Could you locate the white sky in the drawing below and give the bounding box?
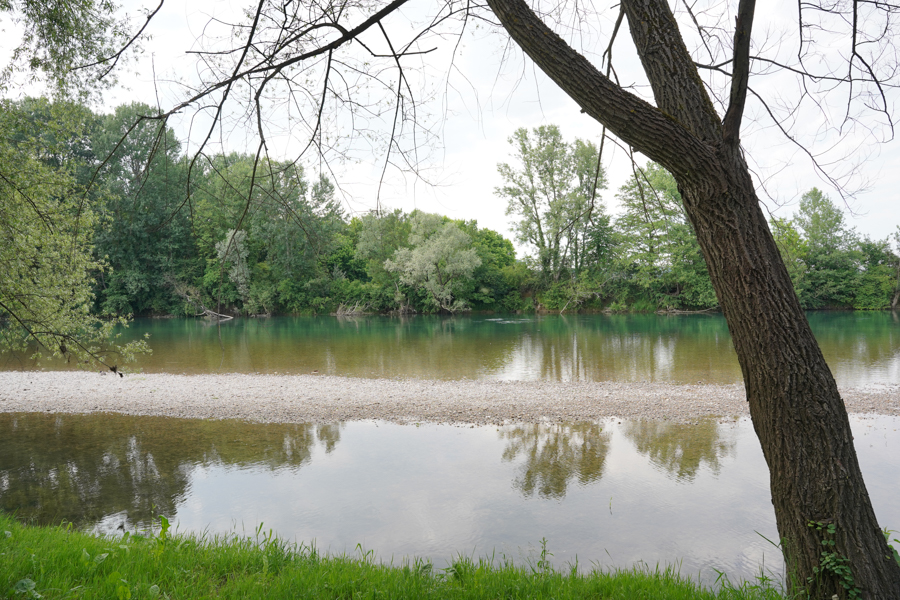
[11,0,900,249]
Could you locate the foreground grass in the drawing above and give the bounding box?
[1,513,785,599]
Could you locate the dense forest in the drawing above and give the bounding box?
[4,98,899,318]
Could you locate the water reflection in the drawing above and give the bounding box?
[1,413,898,584]
[620,419,735,481]
[500,423,610,498]
[3,312,898,385]
[0,413,341,528]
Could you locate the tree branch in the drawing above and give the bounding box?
[722,0,756,145]
[484,0,715,181]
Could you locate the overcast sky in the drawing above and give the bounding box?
[22,0,900,249]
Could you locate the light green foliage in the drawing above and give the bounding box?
[806,521,861,599]
[354,208,412,286]
[215,230,251,303]
[385,212,482,312]
[0,99,145,367]
[0,0,132,99]
[770,217,808,295]
[0,513,786,599]
[496,125,607,282]
[613,163,716,310]
[795,188,849,255]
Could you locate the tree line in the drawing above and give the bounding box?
[3,101,898,321]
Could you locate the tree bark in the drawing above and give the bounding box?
[485,0,900,596]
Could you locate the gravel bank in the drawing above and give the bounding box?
[1,371,898,425]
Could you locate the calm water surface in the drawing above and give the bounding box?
[3,312,898,385]
[2,413,898,583]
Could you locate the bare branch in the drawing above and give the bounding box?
[722,0,757,145]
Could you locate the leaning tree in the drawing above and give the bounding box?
[128,0,900,595]
[154,2,900,593]
[5,0,899,595]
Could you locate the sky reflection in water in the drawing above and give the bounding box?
[2,412,898,585]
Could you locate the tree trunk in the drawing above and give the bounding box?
[484,0,900,595]
[681,147,900,598]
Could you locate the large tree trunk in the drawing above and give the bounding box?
[485,0,900,596]
[681,146,900,598]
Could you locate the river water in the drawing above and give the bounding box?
[1,412,898,585]
[3,312,899,386]
[2,312,899,585]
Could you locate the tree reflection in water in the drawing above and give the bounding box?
[621,419,735,481]
[499,422,610,499]
[0,413,341,529]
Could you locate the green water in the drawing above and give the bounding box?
[4,312,898,385]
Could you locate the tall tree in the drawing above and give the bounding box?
[483,0,900,594]
[496,125,606,283]
[0,0,147,368]
[92,102,195,316]
[793,188,859,309]
[615,162,716,309]
[120,0,900,593]
[0,99,145,367]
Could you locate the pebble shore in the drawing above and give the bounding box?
[1,371,898,425]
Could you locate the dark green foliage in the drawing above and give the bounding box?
[91,103,196,316]
[774,189,900,310]
[609,163,717,311]
[8,102,896,317]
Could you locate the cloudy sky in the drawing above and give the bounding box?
[28,0,900,248]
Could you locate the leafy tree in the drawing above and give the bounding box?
[496,125,606,282]
[853,235,899,310]
[191,155,344,314]
[384,211,481,312]
[354,208,412,295]
[0,99,144,368]
[894,227,900,310]
[91,102,195,316]
[614,163,715,310]
[459,222,518,310]
[0,0,133,99]
[215,229,251,304]
[791,188,860,308]
[770,217,808,296]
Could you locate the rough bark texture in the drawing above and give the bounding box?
[484,0,900,596]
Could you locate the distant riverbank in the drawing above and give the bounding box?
[1,372,898,425]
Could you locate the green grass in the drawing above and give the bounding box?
[0,512,785,599]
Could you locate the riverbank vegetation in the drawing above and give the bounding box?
[0,513,784,600]
[2,99,899,325]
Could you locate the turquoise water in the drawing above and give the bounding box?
[4,312,898,385]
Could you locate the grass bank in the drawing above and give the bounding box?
[0,513,784,599]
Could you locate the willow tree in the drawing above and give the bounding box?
[110,0,900,594]
[0,0,150,369]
